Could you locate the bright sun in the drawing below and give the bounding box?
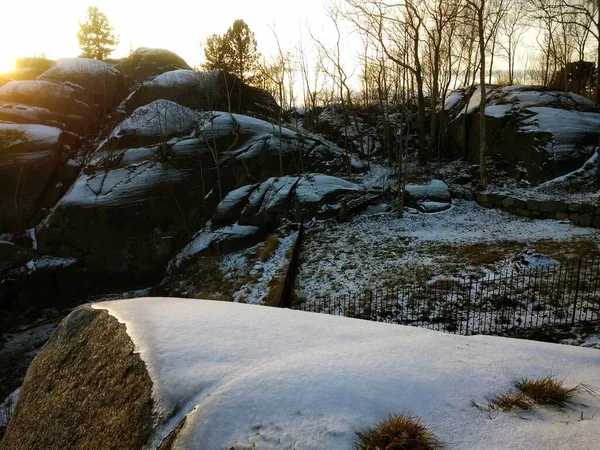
[0,57,16,74]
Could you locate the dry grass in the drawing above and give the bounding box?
[490,376,599,411]
[266,274,285,307]
[258,235,280,262]
[428,238,599,273]
[534,239,599,262]
[490,393,533,411]
[355,414,443,450]
[515,376,579,407]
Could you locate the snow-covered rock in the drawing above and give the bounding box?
[120,69,280,119]
[115,47,191,84]
[36,111,353,277]
[8,298,599,450]
[405,180,452,213]
[0,123,65,231]
[38,58,126,113]
[0,80,92,117]
[444,85,600,184]
[105,99,203,150]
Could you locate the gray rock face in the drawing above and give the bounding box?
[115,47,192,84]
[0,80,93,120]
[36,110,351,277]
[0,123,69,231]
[0,306,154,450]
[174,174,361,266]
[405,180,452,213]
[38,58,127,115]
[443,85,600,184]
[120,69,280,119]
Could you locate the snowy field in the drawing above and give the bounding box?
[296,199,600,300]
[95,298,600,450]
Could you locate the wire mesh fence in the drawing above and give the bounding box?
[291,257,600,335]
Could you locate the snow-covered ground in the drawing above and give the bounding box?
[297,199,599,299]
[222,233,297,304]
[95,298,600,450]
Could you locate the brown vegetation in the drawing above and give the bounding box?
[355,413,443,450]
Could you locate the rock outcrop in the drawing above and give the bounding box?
[35,111,351,278]
[0,306,154,450]
[443,85,600,184]
[38,58,127,115]
[172,174,362,267]
[119,69,280,120]
[405,180,452,213]
[0,123,77,231]
[115,47,192,84]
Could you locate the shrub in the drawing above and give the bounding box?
[355,414,443,450]
[258,235,280,262]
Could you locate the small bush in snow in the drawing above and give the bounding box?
[355,413,443,450]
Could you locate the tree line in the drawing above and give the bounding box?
[77,2,599,189]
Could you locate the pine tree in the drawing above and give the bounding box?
[203,19,260,85]
[77,6,119,61]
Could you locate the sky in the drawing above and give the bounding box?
[0,0,345,72]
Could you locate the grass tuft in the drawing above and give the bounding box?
[490,393,533,411]
[355,413,443,450]
[515,376,578,407]
[489,376,600,412]
[258,235,280,262]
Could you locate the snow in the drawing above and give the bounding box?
[297,199,599,297]
[0,389,20,429]
[94,298,600,450]
[443,90,464,111]
[502,89,596,109]
[521,107,600,157]
[110,99,202,142]
[172,224,261,267]
[295,175,360,205]
[25,256,78,272]
[42,58,118,76]
[151,69,198,87]
[224,233,297,304]
[485,104,513,118]
[0,122,62,147]
[214,184,256,220]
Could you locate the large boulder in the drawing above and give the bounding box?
[35,110,352,279]
[405,180,452,213]
[104,99,203,150]
[0,80,92,118]
[119,69,280,119]
[38,58,127,114]
[115,47,191,84]
[0,102,86,133]
[0,123,69,231]
[0,306,154,450]
[443,85,600,184]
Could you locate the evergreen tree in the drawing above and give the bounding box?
[203,19,260,85]
[77,6,119,61]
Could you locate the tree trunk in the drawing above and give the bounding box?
[477,3,488,188]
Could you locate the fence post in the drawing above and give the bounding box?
[571,259,582,326]
[465,279,472,335]
[279,217,304,308]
